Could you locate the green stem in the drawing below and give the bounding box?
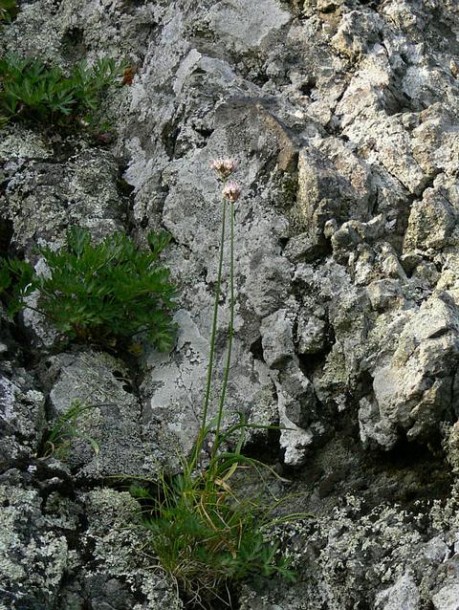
[213,200,235,458]
[189,196,227,472]
[16,301,46,317]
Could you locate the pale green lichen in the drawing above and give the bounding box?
[0,124,52,159]
[0,484,68,604]
[83,488,183,609]
[240,493,449,610]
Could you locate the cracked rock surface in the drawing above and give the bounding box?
[2,0,459,608]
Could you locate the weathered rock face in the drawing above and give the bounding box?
[3,0,459,608]
[0,480,68,609]
[0,369,45,469]
[0,471,183,610]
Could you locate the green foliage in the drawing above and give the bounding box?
[0,54,123,128]
[0,0,18,22]
[40,399,99,460]
[132,434,296,608]
[0,227,177,351]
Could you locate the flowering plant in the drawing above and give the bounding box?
[140,160,298,608]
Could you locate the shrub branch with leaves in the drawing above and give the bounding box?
[0,54,123,128]
[0,0,18,22]
[0,227,177,351]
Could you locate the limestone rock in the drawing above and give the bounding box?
[295,145,371,246]
[4,148,127,253]
[261,309,296,368]
[45,350,168,479]
[367,279,405,312]
[433,584,459,610]
[295,310,327,355]
[276,379,314,467]
[0,371,45,469]
[0,483,68,609]
[79,488,183,610]
[368,294,459,448]
[4,0,459,608]
[375,572,420,610]
[403,188,456,254]
[141,310,279,459]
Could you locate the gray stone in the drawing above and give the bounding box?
[80,488,183,610]
[370,294,459,447]
[0,483,68,609]
[261,309,296,368]
[296,311,327,355]
[446,422,459,475]
[45,350,170,478]
[433,584,459,610]
[275,379,314,467]
[358,395,398,450]
[403,189,456,254]
[283,233,324,263]
[367,279,404,312]
[375,572,420,610]
[207,0,290,53]
[279,363,317,430]
[295,145,371,246]
[141,309,279,458]
[0,372,45,469]
[423,537,450,563]
[5,149,126,254]
[5,0,459,608]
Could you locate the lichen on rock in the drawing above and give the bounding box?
[3,0,459,607]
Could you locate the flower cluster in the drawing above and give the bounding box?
[222,181,241,202]
[211,158,241,202]
[210,158,238,180]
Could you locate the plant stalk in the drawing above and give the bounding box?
[213,200,235,457]
[189,195,228,472]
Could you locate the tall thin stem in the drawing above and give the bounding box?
[213,200,234,456]
[189,197,227,472]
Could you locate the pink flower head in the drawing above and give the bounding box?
[222,181,241,203]
[210,158,238,179]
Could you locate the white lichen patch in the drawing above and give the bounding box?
[83,488,183,609]
[0,485,67,604]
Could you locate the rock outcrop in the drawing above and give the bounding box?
[2,0,459,608]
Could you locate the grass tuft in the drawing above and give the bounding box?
[39,399,99,460]
[132,446,296,608]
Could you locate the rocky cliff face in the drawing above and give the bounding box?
[2,0,459,608]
